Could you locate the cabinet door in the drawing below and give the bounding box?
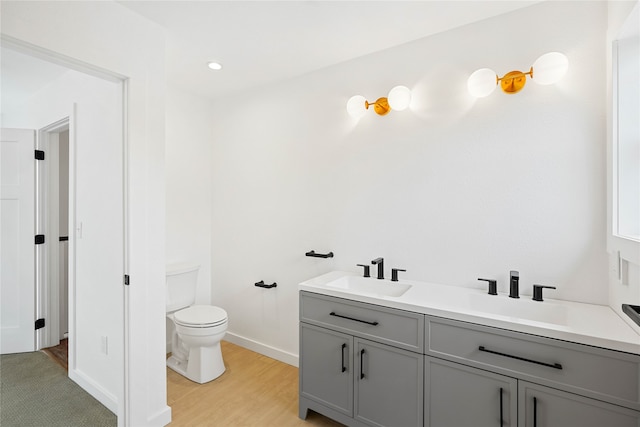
[300,323,353,416]
[425,356,517,427]
[355,338,424,427]
[519,381,640,427]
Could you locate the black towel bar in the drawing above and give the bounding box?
[255,280,277,289]
[305,250,334,258]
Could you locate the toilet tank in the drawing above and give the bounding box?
[166,262,200,312]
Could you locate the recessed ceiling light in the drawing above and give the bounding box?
[207,62,223,71]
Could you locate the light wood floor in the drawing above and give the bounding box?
[167,341,343,426]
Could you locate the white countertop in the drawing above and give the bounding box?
[299,271,640,355]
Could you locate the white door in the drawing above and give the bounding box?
[1,128,36,354]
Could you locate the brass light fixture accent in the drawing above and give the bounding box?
[347,86,412,118]
[468,52,568,98]
[499,68,533,94]
[367,97,391,116]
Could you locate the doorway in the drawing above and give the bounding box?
[38,119,70,355]
[1,43,126,416]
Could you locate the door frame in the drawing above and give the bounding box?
[37,117,70,351]
[2,37,130,425]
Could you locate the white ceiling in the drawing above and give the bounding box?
[118,1,540,100]
[1,1,541,105]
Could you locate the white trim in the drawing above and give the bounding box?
[223,333,299,367]
[68,105,78,375]
[146,407,172,427]
[1,34,126,84]
[34,129,45,351]
[608,3,640,273]
[610,38,640,256]
[69,368,118,414]
[37,118,70,351]
[121,78,131,427]
[46,131,60,350]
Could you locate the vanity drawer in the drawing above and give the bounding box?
[300,291,424,352]
[426,317,640,409]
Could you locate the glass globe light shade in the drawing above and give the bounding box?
[532,52,568,85]
[387,85,412,111]
[347,95,367,118]
[467,68,498,98]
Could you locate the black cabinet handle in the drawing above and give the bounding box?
[533,396,538,427]
[499,387,504,427]
[305,250,334,258]
[330,312,379,326]
[341,343,347,373]
[360,349,366,379]
[479,346,562,370]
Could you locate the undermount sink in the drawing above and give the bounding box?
[324,276,412,298]
[468,293,568,326]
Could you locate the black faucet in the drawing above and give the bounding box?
[509,270,520,298]
[356,264,371,278]
[478,278,498,295]
[371,258,384,280]
[391,268,406,282]
[532,284,556,302]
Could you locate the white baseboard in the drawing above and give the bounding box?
[224,332,299,367]
[147,405,172,427]
[69,368,118,414]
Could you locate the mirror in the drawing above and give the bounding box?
[613,3,640,241]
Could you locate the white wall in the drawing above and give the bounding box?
[210,1,610,364]
[1,2,169,425]
[165,86,214,349]
[3,68,124,413]
[165,86,213,304]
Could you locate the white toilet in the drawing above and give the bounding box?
[166,262,228,384]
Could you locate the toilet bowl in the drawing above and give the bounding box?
[166,263,228,384]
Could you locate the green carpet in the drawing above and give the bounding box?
[0,351,116,427]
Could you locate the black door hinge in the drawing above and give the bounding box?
[35,150,45,160]
[35,235,45,245]
[35,318,45,330]
[124,275,130,286]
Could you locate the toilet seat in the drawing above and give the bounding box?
[174,305,227,328]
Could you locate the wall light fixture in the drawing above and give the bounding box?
[347,85,412,118]
[467,52,568,98]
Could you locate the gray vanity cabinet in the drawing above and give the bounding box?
[355,338,424,427]
[426,316,640,427]
[300,323,354,417]
[299,290,640,426]
[299,291,425,427]
[425,356,517,427]
[518,381,640,427]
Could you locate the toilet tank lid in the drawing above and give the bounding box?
[166,262,200,276]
